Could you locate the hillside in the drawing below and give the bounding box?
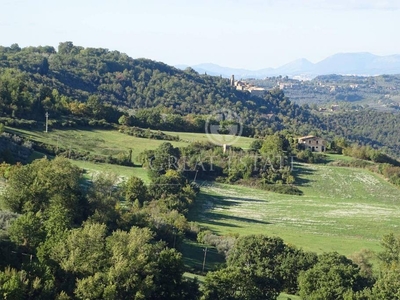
[0,42,317,134]
[1,42,400,159]
[322,110,400,156]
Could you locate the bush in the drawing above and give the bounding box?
[0,118,37,129]
[296,150,326,164]
[119,126,179,141]
[197,231,237,257]
[261,183,303,195]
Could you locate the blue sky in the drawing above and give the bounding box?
[1,0,400,69]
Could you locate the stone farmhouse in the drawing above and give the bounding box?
[298,135,326,152]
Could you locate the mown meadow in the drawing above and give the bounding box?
[189,163,400,256]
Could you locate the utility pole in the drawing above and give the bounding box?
[45,112,49,133]
[202,247,208,273]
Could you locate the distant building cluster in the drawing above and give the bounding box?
[319,105,340,112]
[278,82,301,89]
[230,75,266,97]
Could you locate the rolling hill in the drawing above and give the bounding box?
[1,42,400,158]
[0,42,317,133]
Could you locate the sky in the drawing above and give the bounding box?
[1,0,400,69]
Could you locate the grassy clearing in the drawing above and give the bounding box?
[7,126,252,185]
[7,126,254,183]
[6,127,188,163]
[71,160,150,183]
[162,130,255,149]
[324,153,356,162]
[7,127,254,163]
[25,151,151,183]
[189,163,400,256]
[9,127,399,254]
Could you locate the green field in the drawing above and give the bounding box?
[7,127,254,164]
[71,160,151,183]
[7,127,186,162]
[162,130,255,149]
[26,151,152,183]
[189,163,400,255]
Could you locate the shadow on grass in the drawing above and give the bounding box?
[189,192,272,228]
[292,163,317,187]
[202,212,272,228]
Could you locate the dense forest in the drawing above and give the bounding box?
[0,42,400,157]
[322,110,400,156]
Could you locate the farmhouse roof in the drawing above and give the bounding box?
[298,135,316,140]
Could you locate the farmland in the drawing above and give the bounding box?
[2,127,400,299]
[6,127,255,164]
[190,163,400,255]
[4,126,400,256]
[5,126,400,255]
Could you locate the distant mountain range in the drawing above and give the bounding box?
[176,53,400,79]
